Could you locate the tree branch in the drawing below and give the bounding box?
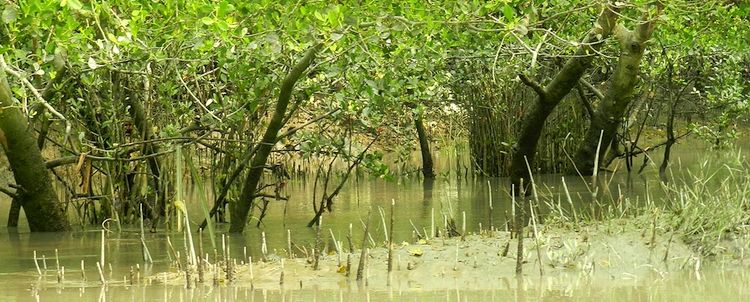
[575,82,595,118]
[0,186,17,199]
[276,108,340,141]
[252,193,289,201]
[635,2,664,42]
[518,73,546,99]
[579,78,605,100]
[46,149,176,169]
[176,66,222,122]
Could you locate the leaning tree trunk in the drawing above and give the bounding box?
[574,7,661,175]
[8,57,68,228]
[510,5,618,193]
[120,73,166,219]
[0,68,69,231]
[414,114,435,178]
[230,43,322,233]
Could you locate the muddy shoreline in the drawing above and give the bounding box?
[138,215,743,292]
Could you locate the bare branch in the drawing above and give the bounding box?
[579,78,605,100]
[277,108,340,141]
[176,66,222,122]
[46,149,176,169]
[0,186,17,199]
[518,73,546,99]
[575,83,595,118]
[636,2,664,42]
[252,193,289,201]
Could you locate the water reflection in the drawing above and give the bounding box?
[12,269,748,301]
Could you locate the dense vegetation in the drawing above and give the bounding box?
[0,0,747,232]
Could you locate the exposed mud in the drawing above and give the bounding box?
[145,216,743,293]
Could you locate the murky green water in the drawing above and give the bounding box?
[0,139,748,301]
[2,265,748,301]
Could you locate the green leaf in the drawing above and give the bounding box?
[200,17,214,25]
[502,4,515,23]
[87,57,98,70]
[63,0,83,11]
[218,2,235,16]
[331,32,343,42]
[314,11,325,22]
[2,5,17,23]
[106,32,118,43]
[217,20,229,31]
[365,79,378,90]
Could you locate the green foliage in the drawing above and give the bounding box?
[0,0,748,226]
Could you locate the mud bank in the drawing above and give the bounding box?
[146,216,744,292]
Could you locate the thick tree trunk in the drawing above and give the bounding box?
[574,10,660,175]
[511,101,555,190]
[9,60,67,227]
[0,71,69,231]
[230,43,321,233]
[414,115,435,178]
[510,6,618,193]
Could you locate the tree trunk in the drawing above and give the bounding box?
[414,114,435,178]
[659,61,682,183]
[9,58,67,227]
[6,197,20,227]
[199,146,254,230]
[229,43,321,233]
[574,9,661,175]
[0,70,69,231]
[120,73,166,219]
[510,5,618,193]
[659,120,674,183]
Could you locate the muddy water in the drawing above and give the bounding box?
[2,270,748,301]
[0,139,748,300]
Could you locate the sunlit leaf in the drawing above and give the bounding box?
[2,5,17,23]
[87,57,98,69]
[331,32,343,42]
[502,4,515,22]
[63,0,83,10]
[200,17,214,25]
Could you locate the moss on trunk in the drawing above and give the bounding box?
[0,72,69,231]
